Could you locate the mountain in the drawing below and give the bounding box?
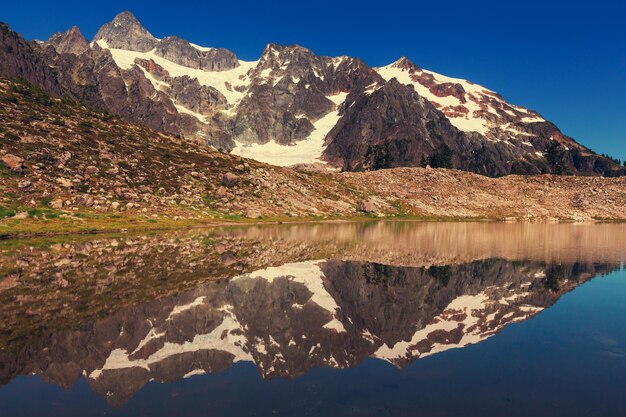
[0,76,624,225]
[0,12,622,177]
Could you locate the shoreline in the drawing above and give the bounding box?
[1,213,623,240]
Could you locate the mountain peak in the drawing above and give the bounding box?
[45,25,89,55]
[112,11,141,25]
[391,56,418,71]
[67,25,81,35]
[94,11,157,52]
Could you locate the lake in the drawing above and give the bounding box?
[0,222,625,416]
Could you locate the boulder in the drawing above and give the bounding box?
[357,200,376,214]
[56,177,73,188]
[75,194,94,207]
[2,154,25,173]
[222,173,239,188]
[245,209,261,218]
[215,186,228,197]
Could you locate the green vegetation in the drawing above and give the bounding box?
[2,132,19,143]
[428,265,452,286]
[0,207,16,219]
[425,144,454,169]
[545,141,568,175]
[365,142,395,170]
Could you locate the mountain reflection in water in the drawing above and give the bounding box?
[0,222,624,410]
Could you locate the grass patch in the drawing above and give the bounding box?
[0,207,16,219]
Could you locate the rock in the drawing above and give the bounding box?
[245,209,261,218]
[126,203,135,209]
[17,180,31,189]
[56,278,70,288]
[59,151,72,162]
[2,154,25,173]
[84,165,98,175]
[50,199,64,209]
[76,194,94,207]
[111,202,120,210]
[215,186,228,197]
[56,177,73,188]
[357,200,376,213]
[222,173,239,188]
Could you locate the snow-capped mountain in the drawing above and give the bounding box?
[0,12,620,176]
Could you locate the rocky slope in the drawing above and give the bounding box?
[0,76,625,225]
[0,13,622,176]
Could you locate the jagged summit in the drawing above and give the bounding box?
[389,56,418,70]
[93,11,157,52]
[45,26,89,55]
[106,10,146,31]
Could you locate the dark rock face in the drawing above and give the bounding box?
[323,78,473,171]
[93,11,158,52]
[231,43,383,147]
[0,23,62,96]
[154,36,239,71]
[322,77,551,176]
[39,43,198,136]
[132,58,228,114]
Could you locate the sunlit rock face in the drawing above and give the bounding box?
[93,11,158,53]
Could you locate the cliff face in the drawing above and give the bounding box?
[0,23,62,96]
[0,13,622,176]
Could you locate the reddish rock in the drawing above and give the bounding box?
[1,154,25,172]
[215,186,228,197]
[135,58,170,79]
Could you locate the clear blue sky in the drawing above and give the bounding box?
[2,0,624,160]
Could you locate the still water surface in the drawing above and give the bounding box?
[0,222,625,416]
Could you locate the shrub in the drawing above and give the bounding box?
[51,117,66,126]
[2,132,19,143]
[78,121,93,131]
[428,144,454,169]
[0,207,16,219]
